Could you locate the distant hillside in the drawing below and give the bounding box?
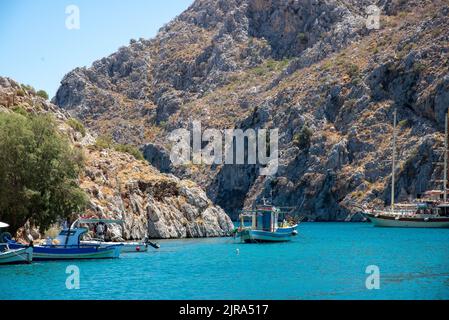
[54,0,449,220]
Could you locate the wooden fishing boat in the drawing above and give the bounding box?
[7,226,122,260]
[0,246,33,265]
[236,199,300,243]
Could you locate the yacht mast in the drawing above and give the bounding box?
[444,112,448,202]
[391,110,397,213]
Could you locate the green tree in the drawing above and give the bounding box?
[36,90,49,100]
[0,112,88,235]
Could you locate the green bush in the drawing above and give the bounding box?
[293,125,313,150]
[0,112,88,235]
[95,135,114,149]
[398,119,409,127]
[297,32,308,44]
[95,135,144,160]
[114,143,145,161]
[346,63,360,78]
[21,84,35,94]
[67,118,86,137]
[12,105,28,116]
[36,90,49,100]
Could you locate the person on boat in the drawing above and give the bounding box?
[95,222,108,241]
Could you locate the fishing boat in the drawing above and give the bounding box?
[0,222,33,265]
[0,246,33,265]
[235,199,300,243]
[74,218,160,252]
[363,110,449,228]
[7,224,122,260]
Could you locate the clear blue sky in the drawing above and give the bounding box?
[0,0,193,98]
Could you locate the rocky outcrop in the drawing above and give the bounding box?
[53,0,449,221]
[81,149,233,239]
[0,76,234,239]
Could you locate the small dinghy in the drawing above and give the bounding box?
[0,222,33,265]
[0,246,33,265]
[74,218,160,252]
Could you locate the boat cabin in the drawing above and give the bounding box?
[240,205,280,232]
[48,227,88,247]
[411,202,449,216]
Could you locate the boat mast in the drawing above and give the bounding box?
[444,112,448,202]
[391,110,397,213]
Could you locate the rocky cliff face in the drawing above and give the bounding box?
[81,148,234,239]
[54,0,449,220]
[0,77,234,239]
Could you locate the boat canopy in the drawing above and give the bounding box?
[71,218,124,228]
[0,222,9,228]
[55,228,88,247]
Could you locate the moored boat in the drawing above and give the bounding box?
[81,240,149,253]
[363,110,449,228]
[7,226,122,260]
[0,247,33,265]
[364,198,449,228]
[235,200,300,243]
[1,222,33,265]
[73,218,160,252]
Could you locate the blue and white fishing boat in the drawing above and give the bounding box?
[235,200,300,243]
[7,224,122,261]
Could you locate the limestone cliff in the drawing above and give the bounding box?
[0,77,234,239]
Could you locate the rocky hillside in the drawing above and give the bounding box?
[0,77,234,239]
[54,0,449,220]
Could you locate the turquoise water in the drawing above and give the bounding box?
[1,223,449,300]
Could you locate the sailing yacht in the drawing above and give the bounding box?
[363,110,449,228]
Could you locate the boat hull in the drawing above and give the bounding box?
[365,213,449,228]
[238,229,293,243]
[81,241,148,253]
[276,224,298,235]
[8,242,121,260]
[0,247,33,265]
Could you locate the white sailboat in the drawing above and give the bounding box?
[364,110,449,228]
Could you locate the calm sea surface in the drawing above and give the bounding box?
[1,223,448,300]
